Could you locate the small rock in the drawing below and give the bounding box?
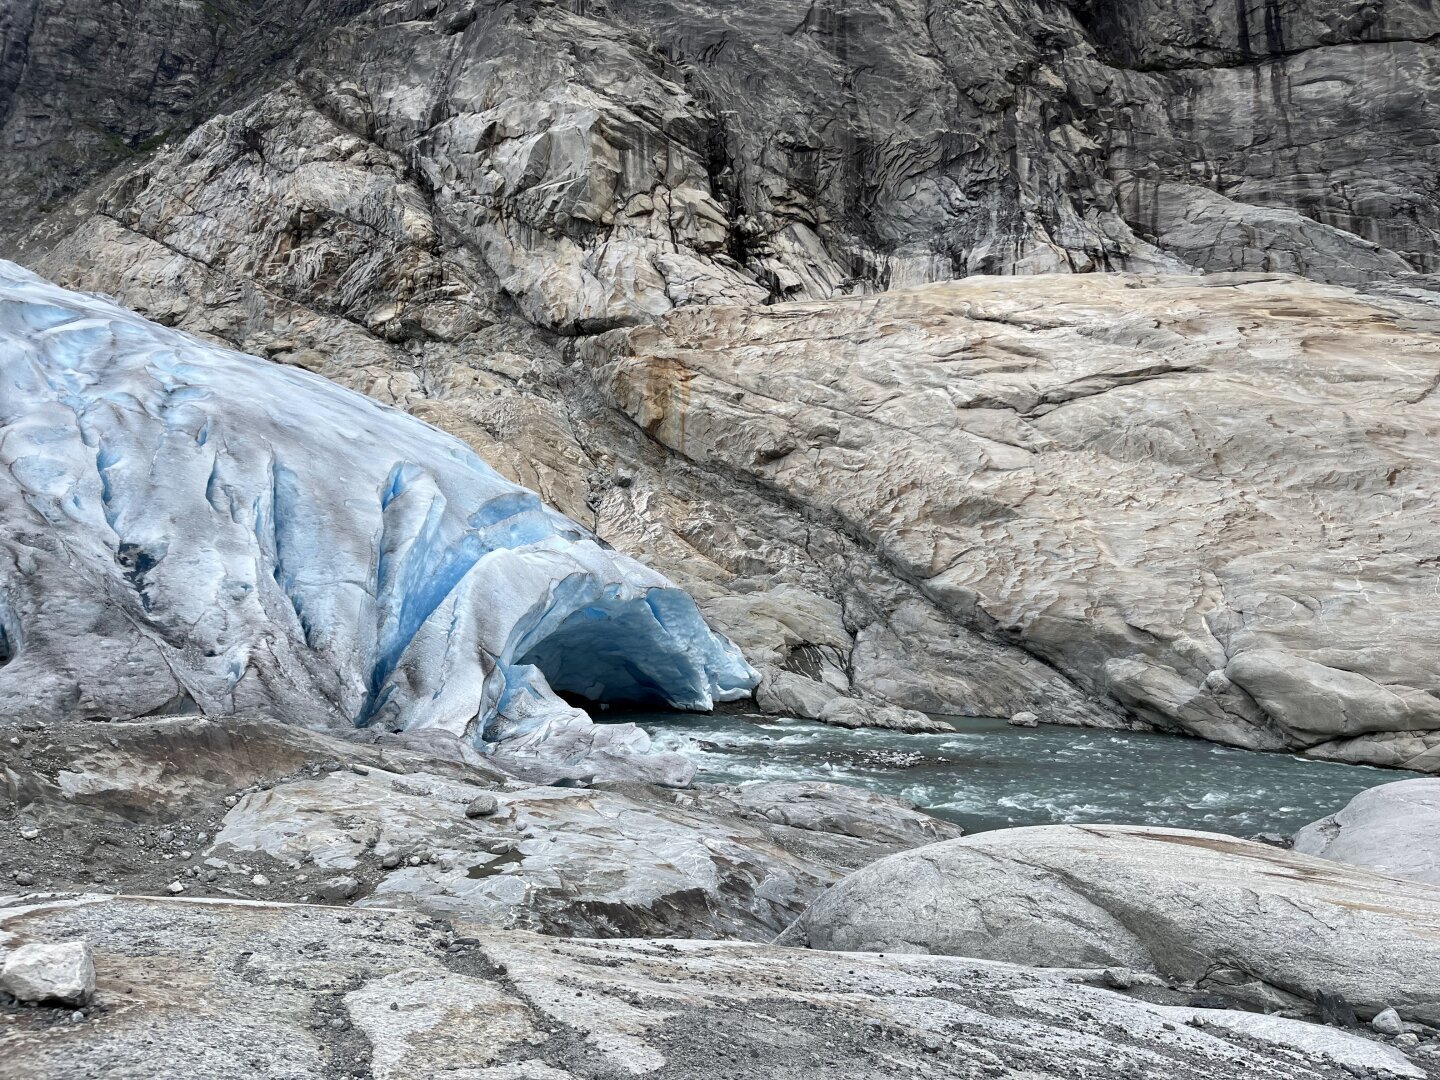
[157,829,174,843]
[1246,832,1290,848]
[1396,1033,1420,1049]
[464,793,500,818]
[312,875,360,903]
[1317,989,1359,1028]
[349,764,369,776]
[167,881,184,894]
[19,827,39,841]
[224,796,238,807]
[1,942,95,1005]
[1008,711,1039,728]
[13,871,35,887]
[251,874,270,887]
[380,853,402,870]
[1372,1007,1405,1036]
[407,855,422,866]
[1102,967,1133,990]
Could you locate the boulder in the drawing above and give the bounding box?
[462,793,500,819]
[815,698,952,733]
[1,941,94,1006]
[1373,1008,1406,1036]
[781,824,1440,1023]
[1294,779,1440,886]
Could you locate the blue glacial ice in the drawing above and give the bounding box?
[0,261,756,780]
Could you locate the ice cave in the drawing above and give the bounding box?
[0,261,757,773]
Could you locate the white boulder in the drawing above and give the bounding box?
[1295,779,1440,885]
[1,941,95,1005]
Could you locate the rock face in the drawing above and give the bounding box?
[0,0,1436,751]
[0,894,1429,1080]
[0,714,955,940]
[1295,779,1440,885]
[586,274,1440,766]
[5,0,1438,295]
[780,824,1440,1024]
[0,262,754,774]
[0,942,94,1006]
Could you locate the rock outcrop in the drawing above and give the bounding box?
[6,0,1439,295]
[0,893,1430,1080]
[780,824,1440,1024]
[587,274,1440,765]
[1295,779,1440,886]
[1,2,1436,755]
[0,714,956,940]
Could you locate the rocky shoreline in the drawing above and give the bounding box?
[5,712,1440,1078]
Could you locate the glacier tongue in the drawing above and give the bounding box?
[0,261,756,779]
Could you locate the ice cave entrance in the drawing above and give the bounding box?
[515,591,720,712]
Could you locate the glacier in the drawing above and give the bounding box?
[0,261,756,780]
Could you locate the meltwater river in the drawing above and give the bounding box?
[609,711,1421,836]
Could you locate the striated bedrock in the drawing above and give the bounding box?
[6,1,1440,745]
[584,272,1440,769]
[779,824,1440,1025]
[1,894,1429,1080]
[0,262,755,776]
[6,0,1439,742]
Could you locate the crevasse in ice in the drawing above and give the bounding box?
[0,262,756,776]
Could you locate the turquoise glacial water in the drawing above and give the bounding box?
[608,710,1422,836]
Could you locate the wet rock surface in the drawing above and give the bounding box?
[0,893,1433,1080]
